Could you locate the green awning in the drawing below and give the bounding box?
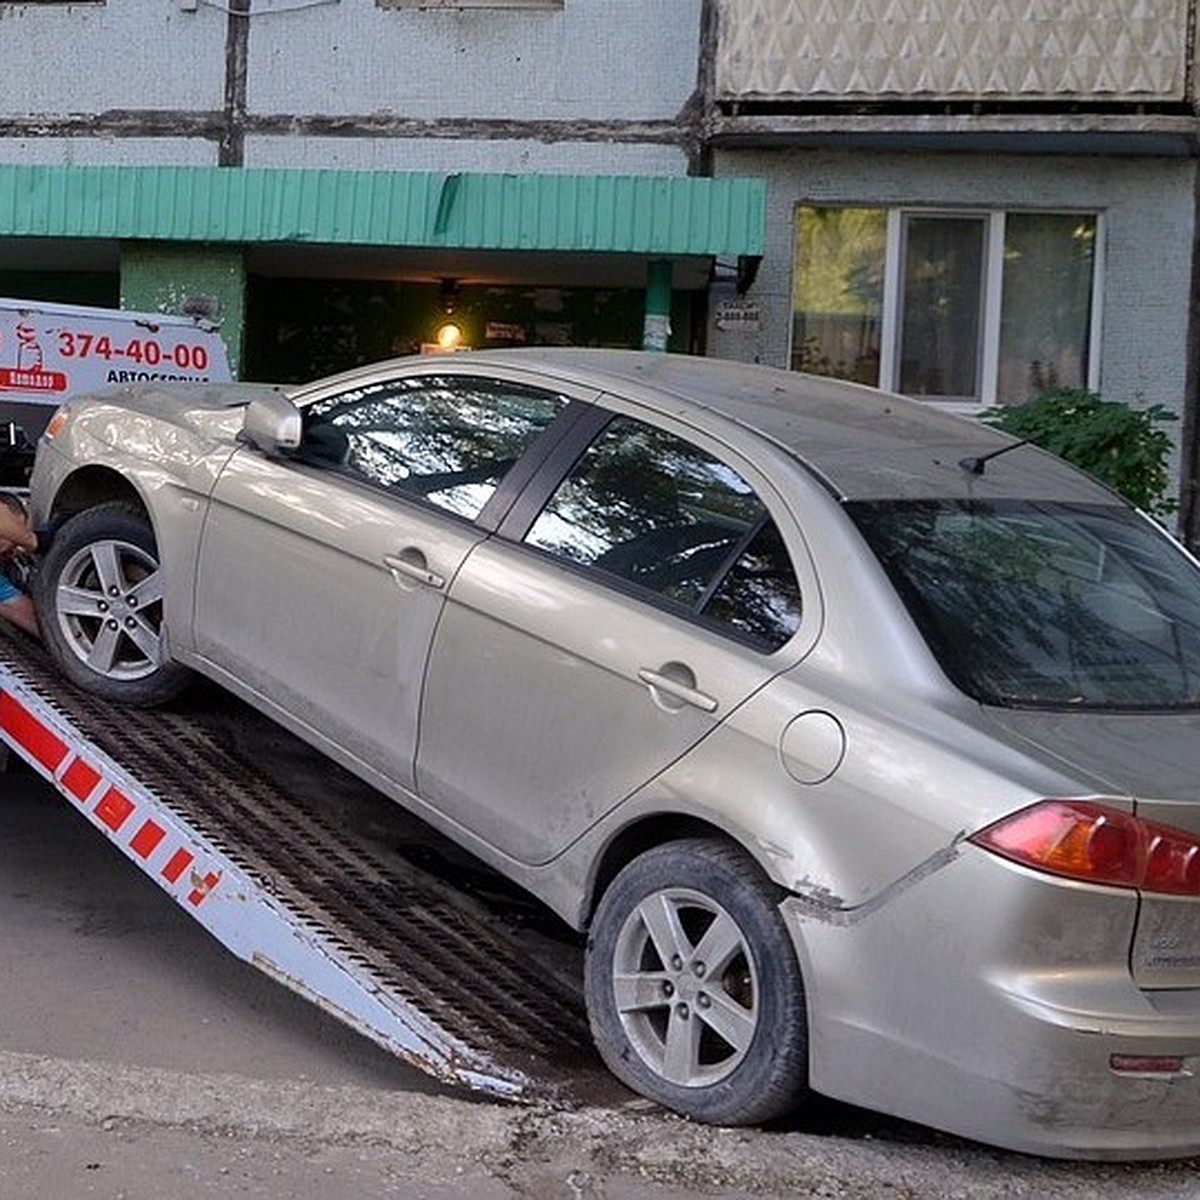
[0,165,764,257]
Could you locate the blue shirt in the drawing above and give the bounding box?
[0,569,19,604]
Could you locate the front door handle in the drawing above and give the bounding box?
[637,665,719,714]
[384,550,446,591]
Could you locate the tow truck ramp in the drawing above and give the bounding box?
[0,631,600,1103]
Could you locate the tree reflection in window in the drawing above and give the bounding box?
[527,417,802,651]
[703,521,802,649]
[851,499,1200,709]
[301,376,566,519]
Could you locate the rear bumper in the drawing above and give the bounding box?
[784,846,1200,1159]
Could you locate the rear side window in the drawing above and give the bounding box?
[300,375,566,520]
[525,416,802,651]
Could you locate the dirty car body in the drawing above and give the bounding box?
[27,348,1200,1159]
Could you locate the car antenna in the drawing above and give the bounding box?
[959,438,1032,476]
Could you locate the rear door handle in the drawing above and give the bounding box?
[637,667,719,714]
[384,551,446,591]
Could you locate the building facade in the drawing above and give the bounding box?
[0,0,761,375]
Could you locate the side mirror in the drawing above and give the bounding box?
[240,391,302,457]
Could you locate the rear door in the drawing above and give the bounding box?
[416,408,818,864]
[192,370,570,792]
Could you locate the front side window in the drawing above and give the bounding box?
[525,416,802,650]
[851,499,1200,710]
[792,205,1098,408]
[300,375,565,520]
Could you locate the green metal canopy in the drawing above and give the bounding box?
[0,165,765,257]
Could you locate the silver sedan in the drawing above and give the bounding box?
[27,349,1200,1159]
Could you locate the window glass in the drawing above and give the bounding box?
[998,213,1095,404]
[791,206,886,382]
[850,499,1200,710]
[526,417,801,649]
[703,521,803,650]
[898,214,986,400]
[790,205,1098,408]
[300,376,565,519]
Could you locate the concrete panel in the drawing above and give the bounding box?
[0,4,226,111]
[0,141,219,168]
[717,0,1189,101]
[243,137,688,175]
[244,0,701,120]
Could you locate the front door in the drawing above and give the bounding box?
[192,370,569,792]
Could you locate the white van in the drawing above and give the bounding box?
[0,296,233,485]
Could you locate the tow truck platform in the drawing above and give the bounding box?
[0,627,616,1106]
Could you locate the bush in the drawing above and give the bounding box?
[984,388,1177,517]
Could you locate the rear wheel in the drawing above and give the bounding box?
[35,501,190,706]
[584,837,809,1125]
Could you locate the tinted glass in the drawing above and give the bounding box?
[526,417,801,650]
[851,499,1200,710]
[300,376,566,519]
[703,521,803,650]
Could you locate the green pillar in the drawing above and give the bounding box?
[642,259,673,352]
[119,242,246,379]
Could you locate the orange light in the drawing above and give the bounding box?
[434,322,463,350]
[43,406,71,440]
[972,800,1200,895]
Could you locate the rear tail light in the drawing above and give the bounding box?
[971,800,1200,896]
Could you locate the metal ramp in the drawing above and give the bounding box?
[0,629,604,1103]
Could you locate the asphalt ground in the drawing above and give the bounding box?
[4,754,1200,1198]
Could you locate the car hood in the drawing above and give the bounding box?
[62,381,285,458]
[983,706,1200,828]
[87,380,281,427]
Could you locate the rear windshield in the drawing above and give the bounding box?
[848,500,1200,710]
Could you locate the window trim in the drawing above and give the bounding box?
[502,409,807,655]
[795,203,1105,414]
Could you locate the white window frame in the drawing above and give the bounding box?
[805,205,1104,414]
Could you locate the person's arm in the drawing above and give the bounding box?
[0,502,37,553]
[0,593,38,637]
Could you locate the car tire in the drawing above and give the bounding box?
[35,501,191,707]
[584,837,810,1126]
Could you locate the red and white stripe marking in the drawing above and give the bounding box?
[0,688,221,907]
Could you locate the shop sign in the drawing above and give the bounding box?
[715,299,762,332]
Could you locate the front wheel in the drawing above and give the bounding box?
[584,838,810,1126]
[35,501,191,707]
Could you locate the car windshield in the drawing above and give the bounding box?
[848,499,1200,710]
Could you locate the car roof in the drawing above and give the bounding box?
[420,348,1117,505]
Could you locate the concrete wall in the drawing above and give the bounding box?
[0,0,701,174]
[242,137,688,175]
[244,1,697,121]
[0,6,225,112]
[716,0,1192,103]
